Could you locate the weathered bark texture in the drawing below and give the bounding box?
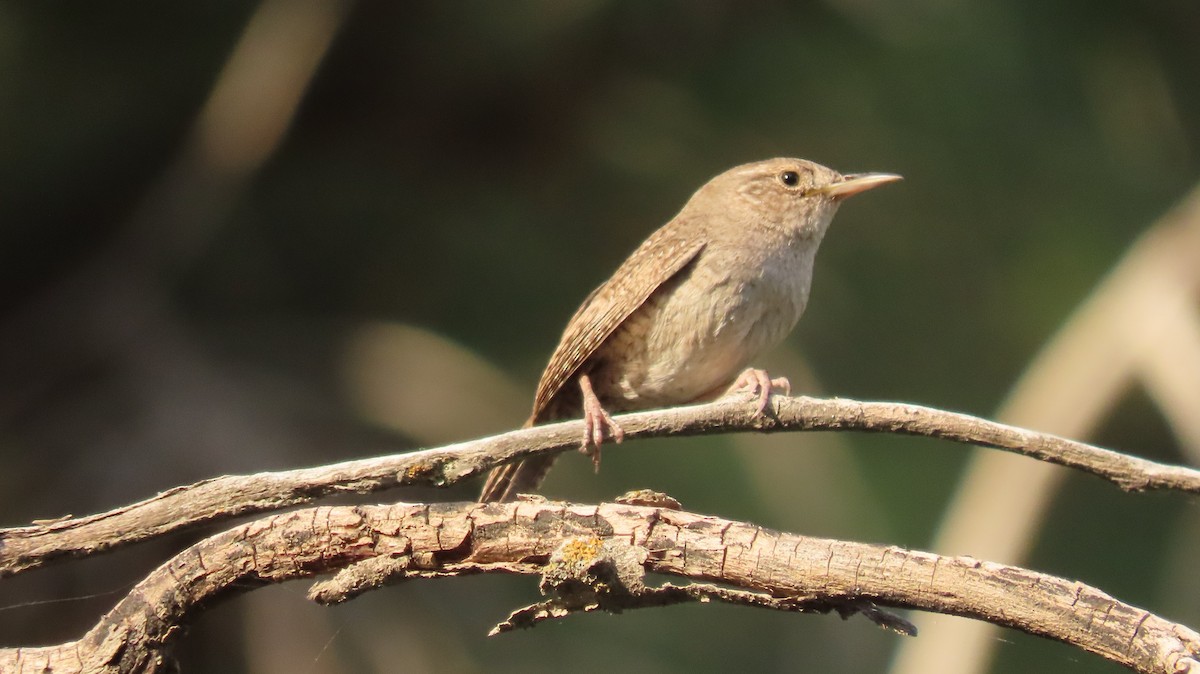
[5,395,1199,578]
[3,500,1197,674]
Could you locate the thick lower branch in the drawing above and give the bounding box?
[3,395,1198,577]
[2,500,1196,674]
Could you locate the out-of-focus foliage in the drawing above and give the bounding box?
[1,2,1197,673]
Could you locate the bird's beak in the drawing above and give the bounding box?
[814,173,903,200]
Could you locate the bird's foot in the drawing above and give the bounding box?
[727,368,791,415]
[578,373,624,472]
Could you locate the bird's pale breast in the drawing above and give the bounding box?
[590,234,816,409]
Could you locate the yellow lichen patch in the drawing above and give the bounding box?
[556,537,603,565]
[402,462,437,481]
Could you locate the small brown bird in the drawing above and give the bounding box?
[479,158,900,502]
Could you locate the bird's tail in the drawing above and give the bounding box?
[478,453,559,502]
[480,394,579,502]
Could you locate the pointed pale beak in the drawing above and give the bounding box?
[814,172,903,200]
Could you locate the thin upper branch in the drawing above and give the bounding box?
[2,500,1196,674]
[3,395,1198,577]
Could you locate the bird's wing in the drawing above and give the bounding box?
[530,222,706,422]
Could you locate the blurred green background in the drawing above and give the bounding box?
[1,1,1197,673]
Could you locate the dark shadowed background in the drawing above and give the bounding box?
[2,2,1198,673]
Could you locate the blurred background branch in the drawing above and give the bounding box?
[0,0,350,426]
[891,183,1200,674]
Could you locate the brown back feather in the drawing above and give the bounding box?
[480,221,706,502]
[529,225,706,422]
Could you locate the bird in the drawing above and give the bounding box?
[479,158,900,502]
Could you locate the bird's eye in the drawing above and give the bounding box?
[780,171,800,187]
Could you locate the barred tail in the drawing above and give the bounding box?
[478,454,559,502]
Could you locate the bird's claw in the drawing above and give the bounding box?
[580,400,623,472]
[728,368,791,415]
[578,374,624,472]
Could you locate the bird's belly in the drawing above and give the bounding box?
[597,258,807,409]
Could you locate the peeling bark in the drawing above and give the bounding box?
[3,500,1197,674]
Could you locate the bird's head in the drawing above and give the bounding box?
[698,157,901,240]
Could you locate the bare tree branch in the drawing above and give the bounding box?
[894,181,1200,674]
[4,395,1199,579]
[2,499,1196,674]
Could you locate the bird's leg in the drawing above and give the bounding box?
[577,373,624,472]
[726,367,791,415]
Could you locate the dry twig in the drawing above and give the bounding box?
[3,499,1196,674]
[4,394,1199,578]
